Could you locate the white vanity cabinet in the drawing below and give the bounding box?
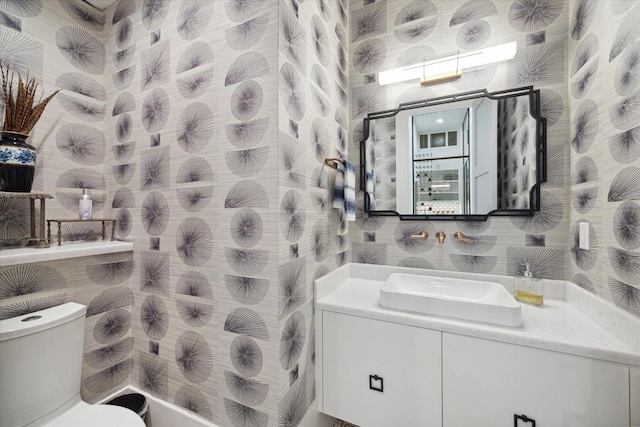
[319,312,442,427]
[315,264,640,427]
[442,333,630,427]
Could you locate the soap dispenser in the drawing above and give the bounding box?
[513,263,544,306]
[79,188,93,220]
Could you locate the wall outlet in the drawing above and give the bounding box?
[579,222,590,251]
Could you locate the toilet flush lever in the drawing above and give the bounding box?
[369,375,383,392]
[514,414,536,426]
[410,231,428,240]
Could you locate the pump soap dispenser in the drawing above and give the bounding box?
[514,263,544,306]
[79,188,93,220]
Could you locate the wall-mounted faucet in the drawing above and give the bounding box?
[410,231,428,240]
[435,231,446,243]
[453,232,474,243]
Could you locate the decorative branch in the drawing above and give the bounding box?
[1,63,60,134]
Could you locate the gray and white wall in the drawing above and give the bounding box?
[1,0,639,426]
[1,0,347,426]
[566,0,640,321]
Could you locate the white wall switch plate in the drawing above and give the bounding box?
[579,222,590,251]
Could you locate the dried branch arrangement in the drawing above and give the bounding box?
[1,63,60,134]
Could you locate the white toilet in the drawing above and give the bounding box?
[0,302,146,427]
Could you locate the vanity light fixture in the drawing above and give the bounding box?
[378,41,517,86]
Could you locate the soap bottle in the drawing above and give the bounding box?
[79,188,93,220]
[513,263,544,306]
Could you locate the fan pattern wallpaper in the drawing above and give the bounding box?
[566,0,640,318]
[0,0,639,426]
[0,0,347,425]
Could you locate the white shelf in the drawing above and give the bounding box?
[0,240,134,267]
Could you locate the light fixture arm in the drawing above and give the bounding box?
[420,50,462,86]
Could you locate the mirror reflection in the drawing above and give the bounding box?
[362,87,546,220]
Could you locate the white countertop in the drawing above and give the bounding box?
[316,264,640,367]
[0,240,134,266]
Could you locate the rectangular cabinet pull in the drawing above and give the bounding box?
[369,374,383,392]
[514,414,536,426]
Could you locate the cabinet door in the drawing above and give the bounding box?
[442,333,629,427]
[322,312,442,427]
[632,367,640,426]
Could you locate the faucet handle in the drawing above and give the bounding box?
[410,231,428,240]
[453,232,474,243]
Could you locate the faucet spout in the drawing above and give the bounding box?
[453,232,474,243]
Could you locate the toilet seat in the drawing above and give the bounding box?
[42,400,145,427]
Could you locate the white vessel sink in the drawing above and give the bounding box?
[379,273,521,327]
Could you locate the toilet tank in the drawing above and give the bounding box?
[0,302,86,427]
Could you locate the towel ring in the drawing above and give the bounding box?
[324,158,344,169]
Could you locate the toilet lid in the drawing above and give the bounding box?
[43,402,145,427]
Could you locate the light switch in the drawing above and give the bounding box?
[579,222,590,251]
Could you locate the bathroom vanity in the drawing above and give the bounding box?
[315,264,640,427]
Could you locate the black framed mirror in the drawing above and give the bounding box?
[360,86,547,221]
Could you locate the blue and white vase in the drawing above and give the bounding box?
[0,131,36,192]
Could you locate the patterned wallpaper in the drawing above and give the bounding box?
[567,0,640,318]
[106,0,226,422]
[276,0,348,425]
[0,0,347,426]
